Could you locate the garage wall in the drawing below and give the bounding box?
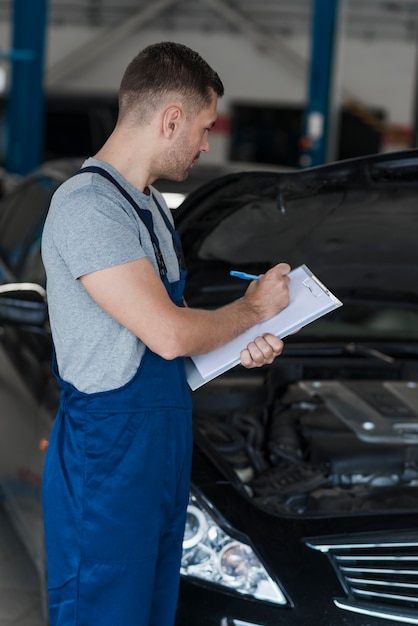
[46,27,418,123]
[0,22,416,160]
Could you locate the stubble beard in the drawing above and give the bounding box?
[156,133,199,182]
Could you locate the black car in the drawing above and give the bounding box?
[0,150,418,626]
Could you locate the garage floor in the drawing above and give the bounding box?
[0,504,45,626]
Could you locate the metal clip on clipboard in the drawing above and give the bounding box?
[303,275,327,298]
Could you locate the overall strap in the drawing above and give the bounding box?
[152,193,186,273]
[74,165,169,277]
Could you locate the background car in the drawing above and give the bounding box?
[0,149,418,625]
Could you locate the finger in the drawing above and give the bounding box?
[261,333,284,355]
[252,337,281,365]
[239,341,266,368]
[240,336,284,368]
[239,347,255,368]
[241,337,277,368]
[246,340,265,364]
[253,336,275,361]
[263,266,290,283]
[270,262,291,277]
[279,262,291,274]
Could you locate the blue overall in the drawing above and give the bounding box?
[42,167,193,626]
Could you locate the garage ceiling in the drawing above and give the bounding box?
[1,0,418,42]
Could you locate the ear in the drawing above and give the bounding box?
[162,105,182,138]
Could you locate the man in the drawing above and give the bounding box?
[41,41,290,626]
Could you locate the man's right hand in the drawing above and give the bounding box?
[242,262,291,322]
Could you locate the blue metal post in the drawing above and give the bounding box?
[5,0,48,175]
[299,0,344,167]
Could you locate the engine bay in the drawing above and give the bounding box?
[192,363,418,517]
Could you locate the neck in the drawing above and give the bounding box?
[94,127,155,192]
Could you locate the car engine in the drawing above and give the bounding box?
[193,371,418,517]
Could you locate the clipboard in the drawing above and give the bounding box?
[186,264,343,390]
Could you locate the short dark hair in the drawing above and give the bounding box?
[118,41,224,123]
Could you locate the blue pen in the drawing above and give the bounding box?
[230,270,260,281]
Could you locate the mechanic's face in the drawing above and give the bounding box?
[162,92,218,182]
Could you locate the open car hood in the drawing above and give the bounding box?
[175,149,418,306]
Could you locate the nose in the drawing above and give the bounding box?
[200,133,210,153]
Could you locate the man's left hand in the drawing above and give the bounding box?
[240,333,284,369]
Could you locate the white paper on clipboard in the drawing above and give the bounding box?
[186,264,342,390]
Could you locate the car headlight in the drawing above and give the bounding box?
[181,493,288,606]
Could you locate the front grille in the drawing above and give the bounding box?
[307,531,418,624]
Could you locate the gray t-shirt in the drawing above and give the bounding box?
[41,158,180,393]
